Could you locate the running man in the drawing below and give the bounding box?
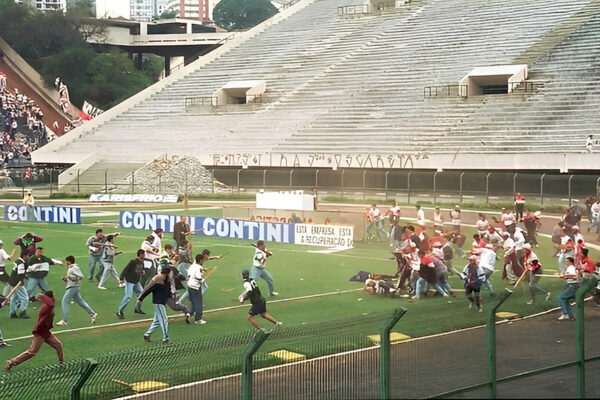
[116,250,146,319]
[5,291,64,371]
[98,235,124,290]
[557,257,579,321]
[251,240,278,297]
[57,256,97,327]
[462,255,485,312]
[138,267,172,344]
[239,269,281,330]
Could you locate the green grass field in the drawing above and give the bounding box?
[0,204,591,373]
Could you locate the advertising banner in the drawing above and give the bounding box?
[4,205,81,224]
[294,223,354,248]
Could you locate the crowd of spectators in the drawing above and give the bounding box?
[0,71,53,167]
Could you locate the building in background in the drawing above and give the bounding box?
[14,0,67,11]
[165,0,222,22]
[95,0,129,18]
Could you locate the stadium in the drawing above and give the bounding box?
[1,0,600,398]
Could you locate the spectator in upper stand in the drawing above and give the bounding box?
[586,135,594,153]
[1,79,50,166]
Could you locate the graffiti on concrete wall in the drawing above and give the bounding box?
[208,153,430,169]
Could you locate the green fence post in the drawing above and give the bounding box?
[77,170,80,194]
[487,288,513,399]
[380,307,408,400]
[104,170,108,194]
[242,329,271,400]
[575,277,598,399]
[70,358,99,400]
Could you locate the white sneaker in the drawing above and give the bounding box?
[194,319,207,325]
[98,286,107,290]
[91,313,98,324]
[558,314,570,320]
[270,292,279,296]
[56,320,68,327]
[468,303,473,309]
[276,321,283,326]
[526,300,534,305]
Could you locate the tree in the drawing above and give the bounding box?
[213,0,278,31]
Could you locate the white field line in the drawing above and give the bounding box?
[4,288,363,342]
[114,301,573,400]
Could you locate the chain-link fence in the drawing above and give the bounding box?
[3,167,598,209]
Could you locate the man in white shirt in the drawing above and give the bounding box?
[556,230,575,274]
[572,226,585,246]
[450,205,461,233]
[141,235,160,287]
[186,254,207,325]
[557,257,579,320]
[502,232,520,283]
[513,227,526,271]
[416,205,425,227]
[501,208,516,234]
[475,214,490,238]
[366,204,386,241]
[479,244,496,296]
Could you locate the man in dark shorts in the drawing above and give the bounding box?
[239,269,281,330]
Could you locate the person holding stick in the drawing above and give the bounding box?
[98,235,124,290]
[5,291,64,371]
[251,240,278,297]
[557,257,580,321]
[522,244,551,305]
[239,269,281,330]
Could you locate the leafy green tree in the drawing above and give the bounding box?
[213,0,278,31]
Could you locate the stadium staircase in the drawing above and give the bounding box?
[31,0,600,185]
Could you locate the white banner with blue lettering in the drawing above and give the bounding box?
[4,205,81,224]
[119,211,295,243]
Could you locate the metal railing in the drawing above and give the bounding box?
[423,84,469,98]
[509,80,545,93]
[337,4,370,14]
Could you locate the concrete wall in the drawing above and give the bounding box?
[223,207,366,240]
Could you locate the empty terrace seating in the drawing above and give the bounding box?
[32,0,600,175]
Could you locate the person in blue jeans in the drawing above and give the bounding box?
[86,229,116,281]
[56,256,97,327]
[138,267,171,344]
[557,257,580,320]
[250,240,278,297]
[25,247,62,300]
[8,253,30,319]
[116,250,146,319]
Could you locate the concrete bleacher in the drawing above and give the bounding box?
[31,0,600,181]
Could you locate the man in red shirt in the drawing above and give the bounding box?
[5,291,64,371]
[579,248,596,276]
[514,193,526,221]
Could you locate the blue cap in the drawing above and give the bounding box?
[241,269,250,276]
